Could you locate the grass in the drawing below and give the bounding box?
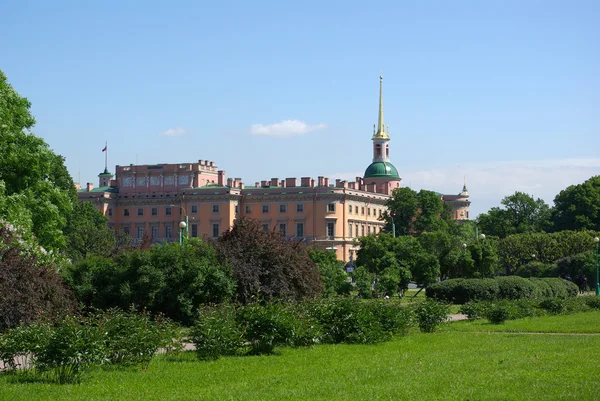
[2,312,599,400]
[441,310,600,334]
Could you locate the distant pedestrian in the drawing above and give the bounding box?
[581,276,588,294]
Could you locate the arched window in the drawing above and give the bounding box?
[375,144,382,158]
[386,145,389,157]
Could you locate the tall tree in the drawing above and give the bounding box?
[0,70,76,250]
[477,191,551,238]
[551,176,600,232]
[382,187,452,236]
[64,201,116,262]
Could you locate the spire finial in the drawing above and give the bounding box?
[375,72,386,137]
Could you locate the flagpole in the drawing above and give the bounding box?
[104,141,108,172]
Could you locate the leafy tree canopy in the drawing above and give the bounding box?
[476,191,551,238]
[0,70,76,250]
[382,187,453,236]
[551,176,600,232]
[63,201,116,262]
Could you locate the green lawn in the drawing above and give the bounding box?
[2,312,599,400]
[441,310,600,334]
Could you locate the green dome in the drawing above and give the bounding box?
[364,162,400,179]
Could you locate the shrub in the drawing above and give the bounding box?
[368,300,414,336]
[306,298,388,344]
[351,267,375,299]
[539,298,566,315]
[190,305,244,360]
[215,218,322,304]
[308,249,352,297]
[530,278,577,299]
[0,223,75,331]
[496,276,536,300]
[413,300,450,333]
[459,302,489,320]
[426,278,499,304]
[516,261,556,278]
[584,297,600,310]
[64,239,236,325]
[236,303,301,355]
[485,305,511,324]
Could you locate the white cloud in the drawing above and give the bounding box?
[159,127,188,137]
[250,120,327,137]
[329,158,600,218]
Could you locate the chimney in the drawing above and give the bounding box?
[280,180,286,188]
[86,182,94,191]
[218,170,226,186]
[227,178,233,187]
[239,182,245,189]
[75,183,81,190]
[255,182,260,187]
[311,179,315,187]
[301,177,311,187]
[324,177,329,187]
[199,160,204,165]
[318,176,325,187]
[336,179,342,188]
[261,180,268,187]
[271,178,278,187]
[210,161,215,167]
[286,177,297,187]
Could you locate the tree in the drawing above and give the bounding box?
[477,192,551,238]
[308,248,351,297]
[356,234,437,290]
[382,187,452,236]
[215,218,323,304]
[64,201,116,262]
[551,176,600,232]
[0,70,76,250]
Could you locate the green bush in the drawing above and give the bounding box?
[486,305,511,324]
[64,240,236,325]
[584,297,600,310]
[368,300,414,336]
[539,298,566,315]
[426,278,499,304]
[307,298,387,344]
[496,276,536,300]
[413,300,450,333]
[459,302,489,320]
[190,305,244,360]
[236,303,301,355]
[530,278,577,299]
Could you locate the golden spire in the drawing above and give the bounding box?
[373,72,390,139]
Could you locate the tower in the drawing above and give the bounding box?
[363,74,401,195]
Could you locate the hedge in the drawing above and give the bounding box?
[426,277,578,304]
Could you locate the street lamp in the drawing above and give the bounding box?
[478,234,485,277]
[179,221,187,245]
[595,237,599,296]
[170,204,188,241]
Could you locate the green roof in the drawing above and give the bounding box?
[77,186,117,193]
[364,162,400,179]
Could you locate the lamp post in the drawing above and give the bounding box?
[595,237,599,296]
[170,204,188,242]
[179,221,187,245]
[478,234,485,277]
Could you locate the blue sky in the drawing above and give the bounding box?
[1,0,599,217]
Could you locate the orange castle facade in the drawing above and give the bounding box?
[78,77,470,261]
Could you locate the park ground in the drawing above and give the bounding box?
[1,311,599,401]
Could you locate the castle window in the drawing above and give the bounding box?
[191,205,198,214]
[151,207,158,216]
[212,223,220,238]
[137,208,144,216]
[327,222,335,238]
[279,204,287,213]
[279,223,287,237]
[245,205,251,214]
[165,207,172,216]
[165,225,172,239]
[296,203,304,212]
[262,205,269,213]
[327,203,335,212]
[108,208,113,217]
[124,208,130,217]
[296,223,304,237]
[212,204,220,213]
[191,224,198,238]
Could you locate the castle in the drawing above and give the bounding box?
[78,76,470,261]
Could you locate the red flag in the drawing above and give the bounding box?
[102,146,107,152]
